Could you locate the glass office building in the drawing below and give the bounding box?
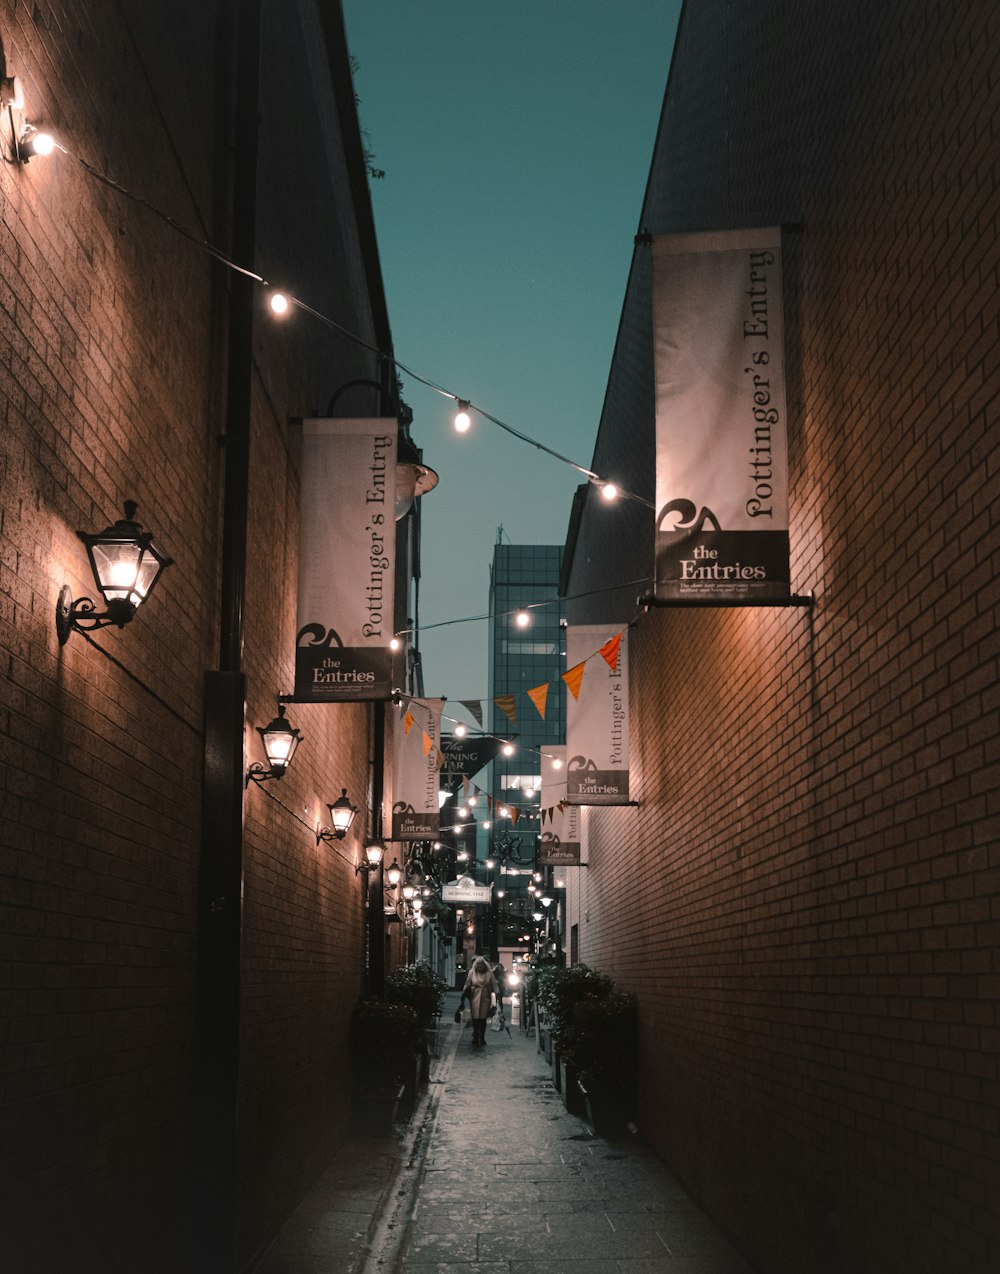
[486,543,565,910]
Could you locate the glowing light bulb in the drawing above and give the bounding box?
[486,858,495,869]
[269,291,289,315]
[552,758,563,770]
[31,131,55,156]
[454,722,467,737]
[601,481,618,501]
[502,742,515,757]
[454,400,472,433]
[482,820,491,830]
[499,806,510,819]
[514,609,530,628]
[389,636,401,651]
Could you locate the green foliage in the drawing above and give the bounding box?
[536,963,615,1052]
[562,991,638,1094]
[385,962,448,1030]
[352,998,422,1087]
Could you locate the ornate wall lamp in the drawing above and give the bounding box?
[245,705,302,785]
[315,789,358,843]
[355,837,386,875]
[386,859,403,887]
[56,501,173,645]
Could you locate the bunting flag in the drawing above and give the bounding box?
[562,662,585,700]
[460,699,484,727]
[462,775,470,798]
[599,633,622,672]
[422,731,433,757]
[404,711,414,734]
[510,807,520,826]
[526,682,549,720]
[486,795,493,814]
[494,694,517,722]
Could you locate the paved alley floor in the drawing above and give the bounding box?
[255,993,755,1274]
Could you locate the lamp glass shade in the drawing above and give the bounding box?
[402,883,416,901]
[80,502,172,612]
[328,790,357,836]
[386,859,402,886]
[258,707,302,776]
[364,839,385,867]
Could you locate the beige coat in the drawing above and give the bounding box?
[463,961,498,1019]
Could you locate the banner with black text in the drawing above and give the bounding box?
[392,698,443,840]
[653,229,789,600]
[538,747,581,865]
[295,418,396,700]
[565,626,630,805]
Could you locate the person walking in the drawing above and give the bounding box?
[462,956,498,1049]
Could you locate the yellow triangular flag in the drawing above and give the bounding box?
[562,662,585,700]
[526,682,549,719]
[599,633,622,672]
[494,694,517,722]
[404,711,415,734]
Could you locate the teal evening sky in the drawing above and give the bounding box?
[341,2,681,707]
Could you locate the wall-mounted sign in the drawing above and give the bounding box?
[652,228,789,600]
[565,626,630,806]
[538,746,581,865]
[295,418,396,700]
[391,697,443,840]
[442,875,492,904]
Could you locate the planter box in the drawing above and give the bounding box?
[577,1081,634,1139]
[351,1084,405,1137]
[559,1059,585,1116]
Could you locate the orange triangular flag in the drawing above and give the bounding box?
[422,731,433,756]
[462,775,470,798]
[404,711,415,733]
[599,633,622,672]
[486,795,493,814]
[511,807,520,826]
[494,694,517,722]
[562,662,585,700]
[526,682,549,719]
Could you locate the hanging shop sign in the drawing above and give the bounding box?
[442,874,492,904]
[652,228,789,601]
[565,626,630,805]
[439,735,502,784]
[538,746,581,865]
[391,697,443,839]
[294,418,396,700]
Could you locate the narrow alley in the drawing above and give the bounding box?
[256,993,753,1274]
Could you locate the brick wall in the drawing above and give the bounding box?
[565,2,1000,1270]
[0,2,395,1270]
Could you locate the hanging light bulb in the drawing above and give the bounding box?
[514,609,531,628]
[502,742,515,757]
[600,481,618,501]
[551,757,563,770]
[454,400,472,433]
[482,820,491,830]
[389,635,402,651]
[454,722,467,737]
[269,291,290,316]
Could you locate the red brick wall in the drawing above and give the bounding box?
[566,2,1000,1270]
[0,3,394,1270]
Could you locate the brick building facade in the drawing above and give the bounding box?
[0,3,415,1271]
[562,3,999,1271]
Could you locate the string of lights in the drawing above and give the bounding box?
[19,130,654,509]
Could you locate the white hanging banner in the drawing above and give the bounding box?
[538,746,581,865]
[392,697,443,840]
[652,228,789,600]
[565,626,630,806]
[295,418,396,700]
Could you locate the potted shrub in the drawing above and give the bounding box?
[537,963,614,1078]
[564,991,638,1138]
[385,962,448,1079]
[350,999,423,1135]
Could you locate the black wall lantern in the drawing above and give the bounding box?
[246,705,303,785]
[56,501,173,645]
[316,788,358,843]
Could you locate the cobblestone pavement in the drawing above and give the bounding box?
[255,992,755,1274]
